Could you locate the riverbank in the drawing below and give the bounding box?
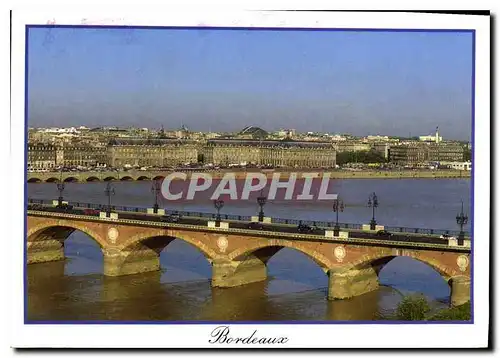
[188,169,470,180]
[27,169,471,183]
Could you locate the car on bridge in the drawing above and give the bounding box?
[28,203,43,210]
[161,214,181,223]
[83,208,100,216]
[56,203,74,211]
[247,222,265,230]
[376,230,394,238]
[297,224,315,233]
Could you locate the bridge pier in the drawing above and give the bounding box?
[27,239,65,264]
[212,258,267,288]
[103,248,160,276]
[449,276,471,306]
[327,267,379,300]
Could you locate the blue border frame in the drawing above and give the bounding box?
[23,25,476,325]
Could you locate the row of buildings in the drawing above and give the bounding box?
[28,138,467,171]
[27,126,468,171]
[28,138,339,170]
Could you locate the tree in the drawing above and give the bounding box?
[396,294,431,320]
[463,148,472,162]
[336,150,387,166]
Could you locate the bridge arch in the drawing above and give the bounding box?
[103,176,116,181]
[45,177,59,183]
[27,221,106,248]
[136,175,151,181]
[27,221,107,265]
[28,177,42,183]
[120,176,133,181]
[152,175,165,181]
[348,252,462,281]
[86,176,100,182]
[118,231,219,267]
[63,177,79,183]
[228,240,332,273]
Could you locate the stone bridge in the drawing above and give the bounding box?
[27,170,169,183]
[27,211,472,306]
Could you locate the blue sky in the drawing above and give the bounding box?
[27,27,473,140]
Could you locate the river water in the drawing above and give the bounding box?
[27,179,471,322]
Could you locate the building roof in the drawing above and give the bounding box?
[108,138,197,146]
[207,138,334,148]
[239,126,268,138]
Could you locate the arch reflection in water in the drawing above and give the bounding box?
[64,232,104,276]
[158,240,212,284]
[378,257,451,303]
[265,248,328,296]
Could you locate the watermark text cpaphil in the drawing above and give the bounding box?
[160,172,339,202]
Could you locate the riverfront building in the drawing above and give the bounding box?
[27,143,57,170]
[389,142,465,166]
[106,138,199,168]
[202,139,336,168]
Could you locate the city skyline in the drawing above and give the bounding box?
[28,27,473,140]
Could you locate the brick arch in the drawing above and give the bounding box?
[27,221,107,248]
[63,177,79,183]
[118,230,219,263]
[136,175,151,181]
[227,239,333,272]
[348,253,462,281]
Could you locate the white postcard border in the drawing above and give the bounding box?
[9,9,490,348]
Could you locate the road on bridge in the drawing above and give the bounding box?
[28,202,458,247]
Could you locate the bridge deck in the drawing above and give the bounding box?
[27,206,471,253]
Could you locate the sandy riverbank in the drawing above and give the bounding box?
[203,170,471,180]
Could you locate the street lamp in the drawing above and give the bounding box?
[213,199,224,225]
[56,170,65,207]
[104,182,115,216]
[151,179,162,214]
[257,190,267,222]
[367,192,379,230]
[333,198,345,236]
[456,200,468,245]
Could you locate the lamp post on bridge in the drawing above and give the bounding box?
[151,179,162,214]
[332,198,345,236]
[56,170,65,207]
[456,200,468,246]
[104,182,115,217]
[257,190,267,222]
[213,199,224,225]
[367,192,379,230]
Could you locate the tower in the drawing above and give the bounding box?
[435,126,439,143]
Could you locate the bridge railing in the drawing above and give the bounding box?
[383,225,464,237]
[26,198,470,237]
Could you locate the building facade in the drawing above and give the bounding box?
[203,139,336,168]
[27,143,57,170]
[106,139,199,168]
[27,144,108,170]
[60,145,108,167]
[389,143,464,165]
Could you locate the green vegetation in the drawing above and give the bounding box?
[428,302,471,321]
[464,148,472,162]
[336,150,387,165]
[387,294,471,321]
[396,294,431,320]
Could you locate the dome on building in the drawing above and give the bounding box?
[239,126,268,139]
